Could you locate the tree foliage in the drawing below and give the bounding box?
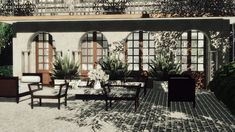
[0,23,13,66]
[151,0,235,17]
[0,23,13,51]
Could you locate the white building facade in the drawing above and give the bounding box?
[10,17,232,87]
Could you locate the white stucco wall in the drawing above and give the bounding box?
[13,33,34,77]
[13,31,130,77]
[103,32,130,43]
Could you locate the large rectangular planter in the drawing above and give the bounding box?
[168,75,196,107]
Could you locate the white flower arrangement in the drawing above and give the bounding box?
[88,65,109,82]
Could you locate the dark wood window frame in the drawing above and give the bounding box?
[176,30,205,72]
[80,31,108,76]
[35,33,53,71]
[125,31,155,71]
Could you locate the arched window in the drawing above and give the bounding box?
[125,31,155,71]
[34,32,54,84]
[176,30,206,72]
[80,31,108,76]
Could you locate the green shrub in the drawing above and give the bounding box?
[208,61,235,115]
[52,55,79,79]
[98,55,129,81]
[148,52,180,81]
[0,65,12,77]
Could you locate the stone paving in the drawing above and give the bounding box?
[58,88,235,132]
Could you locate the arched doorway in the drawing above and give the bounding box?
[32,32,54,84]
[79,31,108,77]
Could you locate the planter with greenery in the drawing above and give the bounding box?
[208,61,235,115]
[0,65,12,77]
[51,54,79,84]
[98,41,129,81]
[148,52,180,81]
[148,31,181,90]
[148,51,180,91]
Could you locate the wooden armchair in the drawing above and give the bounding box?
[28,83,69,109]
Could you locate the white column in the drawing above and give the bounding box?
[23,51,30,73]
[72,50,80,63]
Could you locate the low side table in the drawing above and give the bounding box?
[75,87,108,110]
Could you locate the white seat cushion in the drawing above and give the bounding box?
[33,89,58,96]
[21,76,41,83]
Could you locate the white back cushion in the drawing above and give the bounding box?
[21,76,41,83]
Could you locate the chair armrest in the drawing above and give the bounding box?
[57,83,69,96]
[28,82,42,93]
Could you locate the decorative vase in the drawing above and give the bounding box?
[94,80,102,89]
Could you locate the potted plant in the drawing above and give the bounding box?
[98,54,129,81]
[148,31,181,91]
[51,54,79,85]
[148,51,180,91]
[148,52,180,81]
[98,41,129,81]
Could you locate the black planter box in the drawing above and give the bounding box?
[168,74,196,107]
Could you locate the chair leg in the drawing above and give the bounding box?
[64,96,67,106]
[31,98,33,109]
[144,88,147,95]
[109,100,112,107]
[39,98,42,106]
[16,97,19,104]
[168,101,170,107]
[58,98,60,109]
[135,99,139,112]
[105,99,108,111]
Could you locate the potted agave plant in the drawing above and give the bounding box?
[149,31,181,91]
[148,52,180,92]
[149,52,180,81]
[98,54,129,81]
[51,54,79,85]
[98,41,129,82]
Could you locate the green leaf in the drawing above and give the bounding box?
[52,54,79,79]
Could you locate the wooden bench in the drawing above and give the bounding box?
[28,83,69,109]
[104,83,141,111]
